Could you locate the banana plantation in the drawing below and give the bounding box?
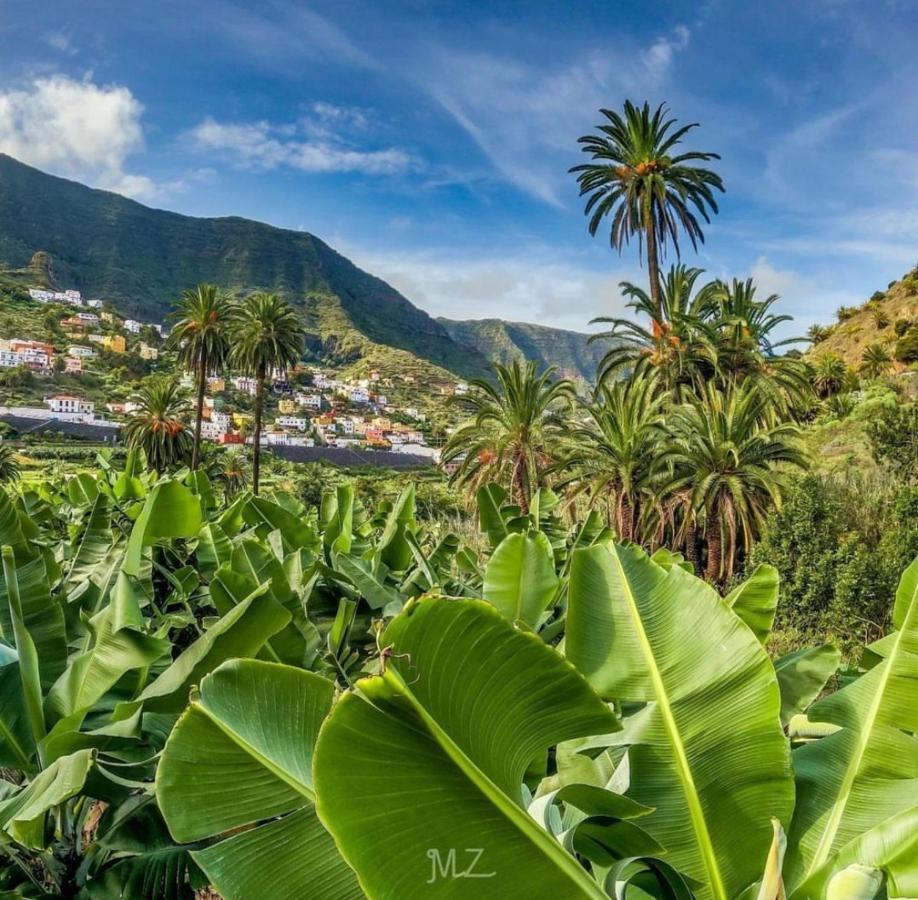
[0,451,914,899]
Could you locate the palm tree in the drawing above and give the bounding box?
[201,445,251,501]
[440,360,576,514]
[122,378,192,475]
[707,278,812,416]
[860,342,893,379]
[552,372,665,541]
[0,443,21,484]
[590,264,719,393]
[571,100,724,318]
[659,382,808,584]
[228,293,303,495]
[812,353,849,398]
[167,283,232,471]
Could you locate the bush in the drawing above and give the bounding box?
[894,326,918,363]
[894,317,913,337]
[835,305,859,321]
[867,401,918,480]
[750,473,918,653]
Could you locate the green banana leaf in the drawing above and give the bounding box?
[376,484,416,572]
[130,584,290,714]
[0,748,94,848]
[482,530,558,627]
[774,645,840,727]
[785,556,918,894]
[65,492,116,595]
[157,658,361,900]
[566,543,794,900]
[724,564,780,643]
[123,480,202,577]
[793,805,918,898]
[314,597,619,899]
[0,645,36,772]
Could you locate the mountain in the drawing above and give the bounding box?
[806,267,918,370]
[438,317,605,382]
[0,153,604,380]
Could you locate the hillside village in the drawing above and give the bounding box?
[0,284,465,460]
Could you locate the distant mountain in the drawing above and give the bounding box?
[439,317,605,382]
[0,154,602,380]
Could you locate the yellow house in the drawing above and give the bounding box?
[102,335,126,353]
[232,412,254,428]
[278,398,297,414]
[207,376,226,393]
[139,342,158,360]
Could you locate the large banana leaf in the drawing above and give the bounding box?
[65,492,116,596]
[157,658,361,900]
[566,543,794,900]
[0,644,36,772]
[785,556,918,894]
[724,564,779,643]
[482,530,558,627]
[131,584,290,714]
[774,645,840,727]
[123,480,202,577]
[314,597,619,899]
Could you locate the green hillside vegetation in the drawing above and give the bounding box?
[808,266,918,369]
[438,316,606,382]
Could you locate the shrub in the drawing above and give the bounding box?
[750,473,918,652]
[835,305,859,321]
[867,401,918,480]
[894,326,918,363]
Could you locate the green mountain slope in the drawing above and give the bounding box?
[0,153,607,380]
[0,154,489,378]
[438,317,605,382]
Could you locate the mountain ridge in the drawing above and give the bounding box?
[0,154,600,380]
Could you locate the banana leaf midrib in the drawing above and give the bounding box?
[608,550,728,900]
[803,574,918,879]
[362,666,609,900]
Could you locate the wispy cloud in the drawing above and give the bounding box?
[201,0,378,71]
[189,107,413,176]
[420,26,691,206]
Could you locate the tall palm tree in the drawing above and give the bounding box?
[552,372,665,541]
[659,382,808,584]
[228,293,303,495]
[0,443,21,484]
[590,264,719,393]
[123,378,192,475]
[440,360,576,514]
[860,342,893,379]
[167,283,232,470]
[571,100,724,318]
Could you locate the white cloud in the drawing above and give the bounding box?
[337,243,638,332]
[421,26,691,206]
[189,115,412,176]
[0,75,157,199]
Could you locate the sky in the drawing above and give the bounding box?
[1,0,917,336]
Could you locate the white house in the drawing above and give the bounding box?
[349,387,370,404]
[68,345,96,358]
[296,393,323,410]
[124,319,142,334]
[276,415,308,431]
[455,382,469,395]
[233,376,258,396]
[47,396,94,415]
[76,312,99,324]
[211,411,232,429]
[85,299,103,309]
[200,420,229,441]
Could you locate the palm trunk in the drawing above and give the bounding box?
[685,522,699,574]
[619,496,634,542]
[192,362,206,471]
[705,508,723,584]
[513,452,529,515]
[252,371,265,496]
[645,205,663,322]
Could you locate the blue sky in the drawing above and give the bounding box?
[1,0,917,335]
